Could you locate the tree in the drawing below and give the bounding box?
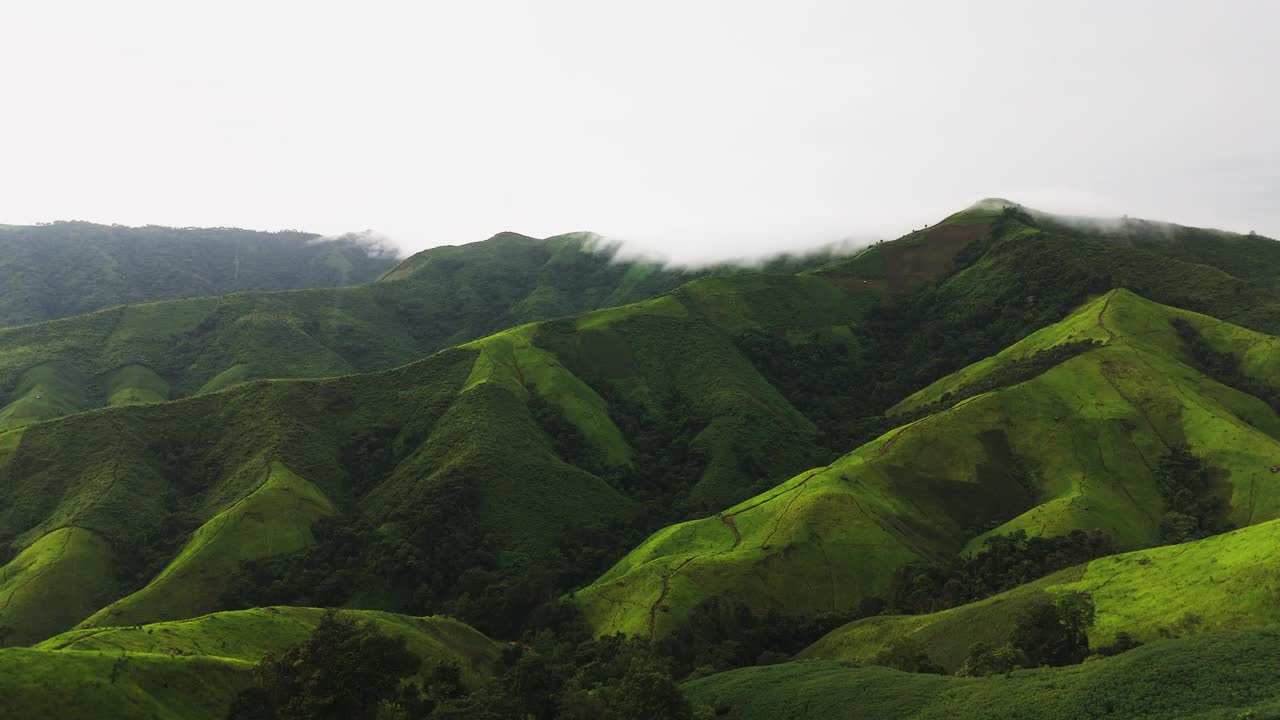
[873,637,944,674]
[1056,591,1097,646]
[956,641,1027,677]
[611,656,693,720]
[0,625,14,647]
[1010,593,1096,668]
[227,610,421,720]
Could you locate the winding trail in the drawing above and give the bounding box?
[648,556,698,638]
[720,514,742,549]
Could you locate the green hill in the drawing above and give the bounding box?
[800,516,1280,672]
[685,626,1280,720]
[0,221,398,328]
[5,202,1280,716]
[0,268,881,645]
[6,204,1280,649]
[0,231,817,430]
[0,607,501,720]
[574,288,1280,638]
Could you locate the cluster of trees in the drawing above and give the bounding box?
[875,591,1107,678]
[113,435,213,593]
[1171,317,1280,414]
[896,340,1104,424]
[655,597,863,678]
[885,529,1116,615]
[226,596,873,720]
[1153,443,1228,544]
[956,591,1099,676]
[222,480,573,638]
[229,610,422,719]
[228,609,707,720]
[732,328,867,454]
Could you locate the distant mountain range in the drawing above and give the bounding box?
[0,221,399,328]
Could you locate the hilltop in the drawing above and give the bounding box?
[0,221,398,328]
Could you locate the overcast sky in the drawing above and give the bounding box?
[3,1,1278,262]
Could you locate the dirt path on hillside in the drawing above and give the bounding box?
[648,556,698,638]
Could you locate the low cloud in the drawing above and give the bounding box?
[311,230,405,259]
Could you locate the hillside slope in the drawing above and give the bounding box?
[800,515,1280,672]
[686,627,1280,720]
[0,232,790,429]
[7,204,1280,646]
[0,221,397,327]
[0,607,500,720]
[0,269,880,645]
[575,289,1280,638]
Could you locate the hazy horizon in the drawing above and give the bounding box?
[4,1,1278,263]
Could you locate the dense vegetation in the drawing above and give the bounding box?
[0,221,397,327]
[885,529,1115,615]
[228,610,422,719]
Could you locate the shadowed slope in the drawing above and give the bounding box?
[575,289,1280,638]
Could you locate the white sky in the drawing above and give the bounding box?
[2,1,1278,262]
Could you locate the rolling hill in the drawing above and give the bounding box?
[4,203,1280,646]
[0,221,398,328]
[5,201,1280,718]
[0,266,881,646]
[0,606,501,720]
[686,626,1280,720]
[574,288,1280,638]
[0,231,844,431]
[799,515,1280,672]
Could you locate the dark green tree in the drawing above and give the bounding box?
[226,610,421,720]
[611,656,693,720]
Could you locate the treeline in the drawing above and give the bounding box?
[877,590,1141,679]
[229,600,865,720]
[885,529,1116,615]
[222,485,593,639]
[1171,317,1280,414]
[1154,443,1229,544]
[895,340,1104,423]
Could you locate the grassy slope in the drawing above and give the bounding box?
[2,607,501,720]
[0,233,733,429]
[83,462,335,628]
[575,289,1280,638]
[0,221,397,328]
[0,270,881,643]
[802,516,1280,672]
[687,627,1280,720]
[0,527,116,646]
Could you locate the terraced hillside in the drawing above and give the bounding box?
[0,607,501,720]
[0,221,397,327]
[575,289,1280,637]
